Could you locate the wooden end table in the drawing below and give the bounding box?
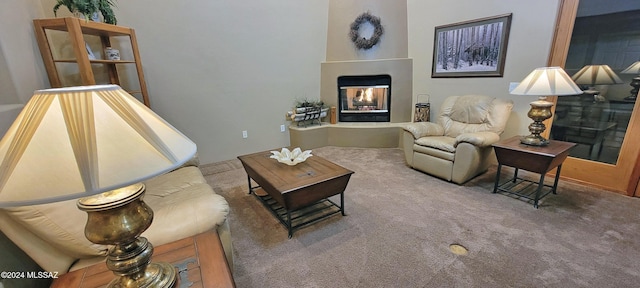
[50,230,235,288]
[238,150,354,238]
[492,136,576,208]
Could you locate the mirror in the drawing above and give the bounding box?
[550,0,640,164]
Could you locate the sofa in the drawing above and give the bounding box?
[0,156,232,277]
[402,95,513,184]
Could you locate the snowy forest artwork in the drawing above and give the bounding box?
[432,14,512,77]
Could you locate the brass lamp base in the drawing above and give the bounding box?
[77,183,177,288]
[521,98,553,146]
[624,76,639,101]
[107,261,176,288]
[520,134,549,146]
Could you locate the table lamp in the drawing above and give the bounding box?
[0,85,196,288]
[571,64,623,102]
[621,60,640,101]
[510,67,582,146]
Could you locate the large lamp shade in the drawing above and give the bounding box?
[510,67,582,146]
[0,85,197,207]
[572,64,623,86]
[511,66,583,96]
[621,61,640,75]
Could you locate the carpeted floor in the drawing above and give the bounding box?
[201,146,640,288]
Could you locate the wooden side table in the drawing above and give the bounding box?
[50,230,235,288]
[492,136,576,208]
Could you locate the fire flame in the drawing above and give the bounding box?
[356,88,374,102]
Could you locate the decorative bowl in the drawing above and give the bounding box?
[270,147,312,166]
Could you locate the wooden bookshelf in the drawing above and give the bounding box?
[33,17,150,107]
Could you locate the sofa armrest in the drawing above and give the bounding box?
[178,153,200,169]
[403,122,445,139]
[454,131,501,147]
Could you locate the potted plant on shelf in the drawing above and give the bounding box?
[53,0,117,25]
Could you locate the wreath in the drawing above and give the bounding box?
[349,12,384,50]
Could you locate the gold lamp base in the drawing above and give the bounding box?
[77,183,177,288]
[520,134,549,146]
[522,98,554,146]
[624,76,639,101]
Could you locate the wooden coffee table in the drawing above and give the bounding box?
[238,150,354,238]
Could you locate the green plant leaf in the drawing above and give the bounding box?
[52,0,117,24]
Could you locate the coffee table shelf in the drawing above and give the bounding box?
[251,187,343,238]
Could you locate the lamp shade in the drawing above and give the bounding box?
[621,61,640,74]
[0,85,197,207]
[510,67,582,96]
[571,64,623,85]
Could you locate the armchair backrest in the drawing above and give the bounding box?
[438,95,513,137]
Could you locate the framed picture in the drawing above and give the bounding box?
[432,14,512,78]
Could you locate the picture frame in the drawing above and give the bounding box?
[432,14,512,78]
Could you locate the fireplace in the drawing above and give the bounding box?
[337,75,391,122]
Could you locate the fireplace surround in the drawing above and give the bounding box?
[337,74,391,122]
[320,58,413,123]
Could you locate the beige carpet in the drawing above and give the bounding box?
[201,146,640,288]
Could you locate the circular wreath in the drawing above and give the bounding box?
[349,12,384,50]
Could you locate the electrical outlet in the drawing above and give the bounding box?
[280,125,286,132]
[242,130,248,138]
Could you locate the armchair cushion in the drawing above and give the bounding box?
[449,95,492,124]
[403,122,445,139]
[142,166,229,246]
[2,200,107,260]
[455,131,501,147]
[415,136,456,153]
[441,95,512,137]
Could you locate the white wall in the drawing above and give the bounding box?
[0,0,47,137]
[1,0,565,163]
[113,0,329,164]
[0,0,48,104]
[408,0,562,140]
[0,48,20,105]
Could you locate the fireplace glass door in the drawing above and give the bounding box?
[338,75,391,122]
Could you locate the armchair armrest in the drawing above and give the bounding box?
[454,131,501,147]
[403,122,445,139]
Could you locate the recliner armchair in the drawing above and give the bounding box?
[402,95,513,184]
